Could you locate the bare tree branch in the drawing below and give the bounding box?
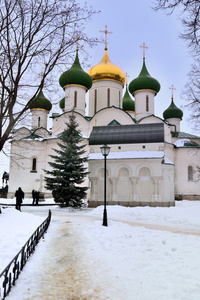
[153,0,200,130]
[0,0,98,151]
[153,0,200,49]
[182,59,200,131]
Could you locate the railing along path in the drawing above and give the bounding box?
[0,209,51,299]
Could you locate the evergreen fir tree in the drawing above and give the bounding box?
[44,113,89,207]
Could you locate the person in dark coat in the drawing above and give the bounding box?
[32,189,36,205]
[15,187,24,211]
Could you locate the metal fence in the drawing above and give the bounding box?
[0,209,51,299]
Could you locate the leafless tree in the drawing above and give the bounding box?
[153,0,200,50]
[153,0,200,131]
[0,0,97,152]
[182,60,200,130]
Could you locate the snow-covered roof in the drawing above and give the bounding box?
[89,151,165,160]
[174,139,200,148]
[22,135,44,141]
[163,157,174,165]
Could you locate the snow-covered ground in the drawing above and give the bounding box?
[1,199,200,299]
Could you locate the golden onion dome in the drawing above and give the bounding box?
[88,50,126,85]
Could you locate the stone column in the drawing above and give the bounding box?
[152,177,162,202]
[109,178,118,203]
[130,177,139,202]
[90,178,98,201]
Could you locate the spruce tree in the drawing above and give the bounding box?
[44,113,89,207]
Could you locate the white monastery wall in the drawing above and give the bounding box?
[88,80,123,116]
[31,109,48,129]
[166,117,181,132]
[134,90,155,120]
[88,157,175,207]
[174,147,200,197]
[64,85,87,116]
[90,143,165,155]
[12,128,30,140]
[52,112,90,137]
[8,140,48,197]
[94,107,134,126]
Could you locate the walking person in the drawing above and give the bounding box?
[32,189,36,205]
[15,187,24,211]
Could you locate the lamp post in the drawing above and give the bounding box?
[100,144,111,227]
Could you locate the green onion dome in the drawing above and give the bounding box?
[59,97,65,110]
[129,59,160,95]
[59,50,92,90]
[163,98,183,120]
[123,85,135,111]
[28,90,52,111]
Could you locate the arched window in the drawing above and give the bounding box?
[32,158,37,172]
[74,91,77,108]
[119,91,121,107]
[139,167,151,177]
[188,166,193,181]
[38,117,40,127]
[146,95,149,112]
[107,88,110,107]
[94,89,97,114]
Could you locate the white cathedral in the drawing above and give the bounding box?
[8,37,200,207]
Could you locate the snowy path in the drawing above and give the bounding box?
[113,218,200,236]
[6,212,112,300]
[6,206,200,300]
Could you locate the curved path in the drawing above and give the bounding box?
[7,207,200,300]
[7,210,111,300]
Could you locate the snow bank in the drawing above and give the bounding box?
[0,207,46,271]
[2,200,200,299]
[87,201,200,231]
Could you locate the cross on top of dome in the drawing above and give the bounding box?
[140,42,148,59]
[99,25,112,50]
[169,84,176,99]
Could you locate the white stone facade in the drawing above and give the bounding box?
[88,152,175,207]
[8,50,200,206]
[88,80,123,116]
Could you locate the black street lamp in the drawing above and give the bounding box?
[100,144,111,227]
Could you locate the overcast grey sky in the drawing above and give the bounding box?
[81,0,194,132]
[0,0,196,178]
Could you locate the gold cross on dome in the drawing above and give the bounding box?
[76,35,79,50]
[125,72,130,85]
[169,84,176,99]
[140,42,148,59]
[99,25,112,50]
[38,71,44,82]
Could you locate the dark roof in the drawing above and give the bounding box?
[184,140,200,148]
[172,132,200,139]
[108,119,121,126]
[89,123,164,145]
